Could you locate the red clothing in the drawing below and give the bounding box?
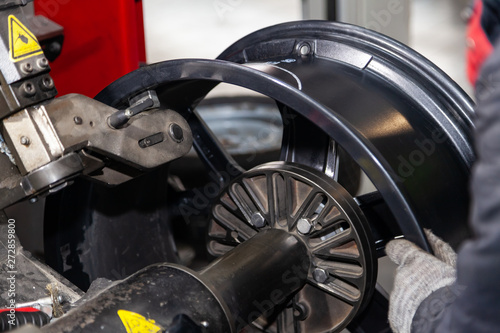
[467,0,494,85]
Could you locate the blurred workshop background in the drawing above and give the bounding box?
[143,0,473,96]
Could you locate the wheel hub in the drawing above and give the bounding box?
[208,161,376,332]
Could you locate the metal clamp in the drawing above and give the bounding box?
[107,90,160,129]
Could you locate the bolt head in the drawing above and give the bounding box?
[21,62,33,74]
[42,77,54,90]
[21,82,36,97]
[20,136,30,146]
[74,116,83,125]
[251,212,266,228]
[297,218,312,234]
[299,43,311,56]
[313,268,328,283]
[37,57,49,69]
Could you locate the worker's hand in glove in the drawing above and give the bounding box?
[385,229,457,333]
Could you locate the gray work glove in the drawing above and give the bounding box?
[386,229,457,333]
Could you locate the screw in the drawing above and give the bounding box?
[251,212,266,228]
[21,62,33,74]
[74,116,83,125]
[169,123,184,143]
[41,77,54,90]
[313,268,328,283]
[200,321,209,328]
[29,197,38,204]
[37,57,49,69]
[297,218,313,234]
[299,43,311,56]
[20,136,30,146]
[21,82,36,97]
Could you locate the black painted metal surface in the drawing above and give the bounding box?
[42,230,309,333]
[41,264,232,333]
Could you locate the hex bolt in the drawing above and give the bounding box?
[21,62,33,74]
[251,212,266,228]
[37,57,49,69]
[297,218,313,234]
[313,267,329,284]
[20,136,30,146]
[74,116,83,125]
[21,82,36,97]
[169,123,184,143]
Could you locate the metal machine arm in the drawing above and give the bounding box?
[0,1,192,210]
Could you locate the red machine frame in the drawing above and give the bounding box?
[35,0,146,97]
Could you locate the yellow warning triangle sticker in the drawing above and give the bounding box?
[117,310,163,333]
[8,15,43,62]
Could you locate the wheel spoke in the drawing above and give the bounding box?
[317,259,363,285]
[313,239,362,264]
[311,279,358,306]
[324,139,340,180]
[309,225,354,251]
[285,177,319,230]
